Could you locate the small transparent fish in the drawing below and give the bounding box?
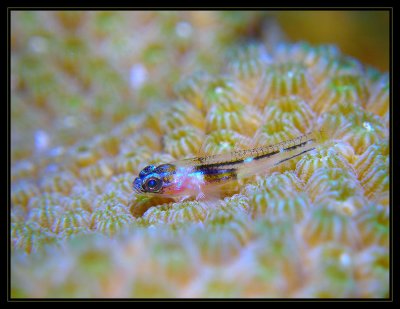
[133,130,326,201]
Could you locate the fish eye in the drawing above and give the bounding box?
[143,176,162,192]
[147,179,157,188]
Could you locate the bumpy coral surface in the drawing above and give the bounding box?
[11,12,390,298]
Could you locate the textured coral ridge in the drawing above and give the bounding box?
[11,14,389,298]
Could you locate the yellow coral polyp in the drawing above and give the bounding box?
[354,142,389,199]
[298,243,357,298]
[161,101,206,133]
[174,71,211,111]
[300,207,360,248]
[354,245,389,298]
[193,228,243,265]
[247,180,306,218]
[143,200,210,225]
[329,140,357,165]
[253,119,302,147]
[40,171,77,195]
[201,129,252,155]
[12,222,57,254]
[254,63,314,108]
[79,159,114,182]
[254,171,305,193]
[216,194,251,214]
[128,129,162,151]
[312,74,368,114]
[355,205,389,248]
[113,149,152,175]
[263,95,315,133]
[205,209,252,246]
[305,167,361,200]
[249,188,310,222]
[227,43,271,91]
[203,76,251,109]
[272,43,344,84]
[355,141,389,180]
[305,167,366,216]
[227,43,270,79]
[11,181,40,209]
[53,209,91,234]
[334,110,386,155]
[360,161,389,199]
[27,205,64,230]
[91,204,134,236]
[61,194,94,213]
[69,145,100,169]
[163,125,205,159]
[206,99,261,136]
[295,147,355,183]
[316,101,365,134]
[366,73,389,117]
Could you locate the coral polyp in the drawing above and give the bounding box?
[297,243,357,297]
[27,205,64,230]
[355,205,389,248]
[299,207,360,248]
[295,146,355,183]
[262,95,315,133]
[203,76,251,109]
[201,129,252,155]
[366,73,389,117]
[305,168,367,216]
[253,119,302,148]
[311,74,369,114]
[161,101,206,133]
[11,181,41,209]
[91,204,135,236]
[53,209,91,234]
[174,71,211,111]
[254,63,314,108]
[249,188,311,222]
[11,11,389,298]
[163,125,205,159]
[142,200,210,225]
[354,245,389,298]
[206,99,261,136]
[334,110,386,155]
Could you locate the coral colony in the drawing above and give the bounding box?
[11,12,388,298]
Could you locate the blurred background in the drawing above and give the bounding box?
[272,11,389,71]
[11,11,389,158]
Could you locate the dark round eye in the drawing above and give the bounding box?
[143,177,162,192]
[147,179,157,188]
